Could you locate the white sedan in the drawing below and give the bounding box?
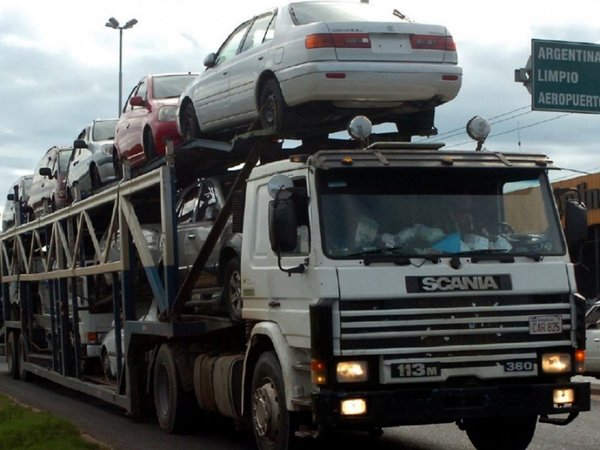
[178,1,462,141]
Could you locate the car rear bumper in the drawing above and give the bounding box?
[312,381,590,428]
[278,61,462,108]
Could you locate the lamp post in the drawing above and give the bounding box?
[105,17,138,117]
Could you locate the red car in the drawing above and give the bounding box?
[114,73,197,173]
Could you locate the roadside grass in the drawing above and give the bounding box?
[0,394,106,450]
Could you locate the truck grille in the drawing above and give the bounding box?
[337,294,572,381]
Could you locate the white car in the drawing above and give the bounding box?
[178,1,462,141]
[586,301,600,377]
[67,118,118,201]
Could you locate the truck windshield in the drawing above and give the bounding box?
[317,167,565,259]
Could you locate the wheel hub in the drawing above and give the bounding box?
[253,380,280,439]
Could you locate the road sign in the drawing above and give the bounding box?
[531,39,600,113]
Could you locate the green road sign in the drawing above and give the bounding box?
[532,39,600,113]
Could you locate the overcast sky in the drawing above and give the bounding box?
[1,0,600,217]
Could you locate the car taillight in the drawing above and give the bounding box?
[305,33,371,49]
[410,34,456,51]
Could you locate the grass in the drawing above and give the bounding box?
[0,394,106,450]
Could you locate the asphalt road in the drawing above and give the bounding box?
[0,362,598,450]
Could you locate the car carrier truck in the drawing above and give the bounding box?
[0,116,591,450]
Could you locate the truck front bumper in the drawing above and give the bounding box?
[313,381,591,428]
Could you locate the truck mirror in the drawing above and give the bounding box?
[269,198,297,253]
[565,199,587,248]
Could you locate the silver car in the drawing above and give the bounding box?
[68,118,118,201]
[586,301,600,377]
[2,174,33,231]
[178,1,461,141]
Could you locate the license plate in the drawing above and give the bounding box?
[529,315,562,335]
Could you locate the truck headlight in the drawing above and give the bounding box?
[336,361,368,383]
[541,353,571,373]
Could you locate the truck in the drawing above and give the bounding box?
[0,117,591,450]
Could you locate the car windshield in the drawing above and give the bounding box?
[317,167,565,259]
[153,75,197,99]
[58,149,73,173]
[92,120,117,141]
[289,1,404,24]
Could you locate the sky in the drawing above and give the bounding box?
[1,0,600,217]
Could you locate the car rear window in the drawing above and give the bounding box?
[289,2,404,25]
[153,75,197,99]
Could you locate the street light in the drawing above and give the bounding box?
[105,17,138,117]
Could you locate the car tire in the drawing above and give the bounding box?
[180,101,201,143]
[113,149,122,180]
[143,128,157,163]
[259,79,289,133]
[101,347,113,379]
[90,164,102,191]
[222,257,242,321]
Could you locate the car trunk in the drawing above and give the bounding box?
[324,21,456,64]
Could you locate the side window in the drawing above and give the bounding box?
[216,22,252,65]
[123,84,139,113]
[177,185,199,224]
[284,177,310,255]
[240,13,274,53]
[196,183,218,222]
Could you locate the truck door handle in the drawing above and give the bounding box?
[187,233,196,239]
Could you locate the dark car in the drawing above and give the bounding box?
[2,174,33,230]
[27,146,73,218]
[114,73,197,173]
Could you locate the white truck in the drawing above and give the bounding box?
[0,119,591,450]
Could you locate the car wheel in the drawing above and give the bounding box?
[222,257,242,321]
[180,101,201,143]
[72,183,81,202]
[101,347,113,379]
[143,128,157,163]
[113,149,122,180]
[259,79,289,133]
[90,164,102,191]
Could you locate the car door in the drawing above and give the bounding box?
[227,11,276,123]
[195,21,252,130]
[116,79,147,165]
[177,181,222,288]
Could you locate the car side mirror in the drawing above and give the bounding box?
[130,96,145,107]
[204,52,217,68]
[7,193,15,201]
[39,167,53,178]
[73,139,88,149]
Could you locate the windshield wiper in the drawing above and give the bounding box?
[444,249,545,263]
[344,247,411,265]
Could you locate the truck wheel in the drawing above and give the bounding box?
[153,344,185,433]
[180,101,201,143]
[222,257,242,321]
[6,332,19,379]
[251,351,292,450]
[17,333,32,381]
[463,415,537,450]
[259,79,289,133]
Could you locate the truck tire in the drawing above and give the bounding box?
[222,257,242,321]
[17,333,32,381]
[153,344,186,433]
[259,79,289,133]
[251,351,293,450]
[6,331,19,379]
[463,415,537,450]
